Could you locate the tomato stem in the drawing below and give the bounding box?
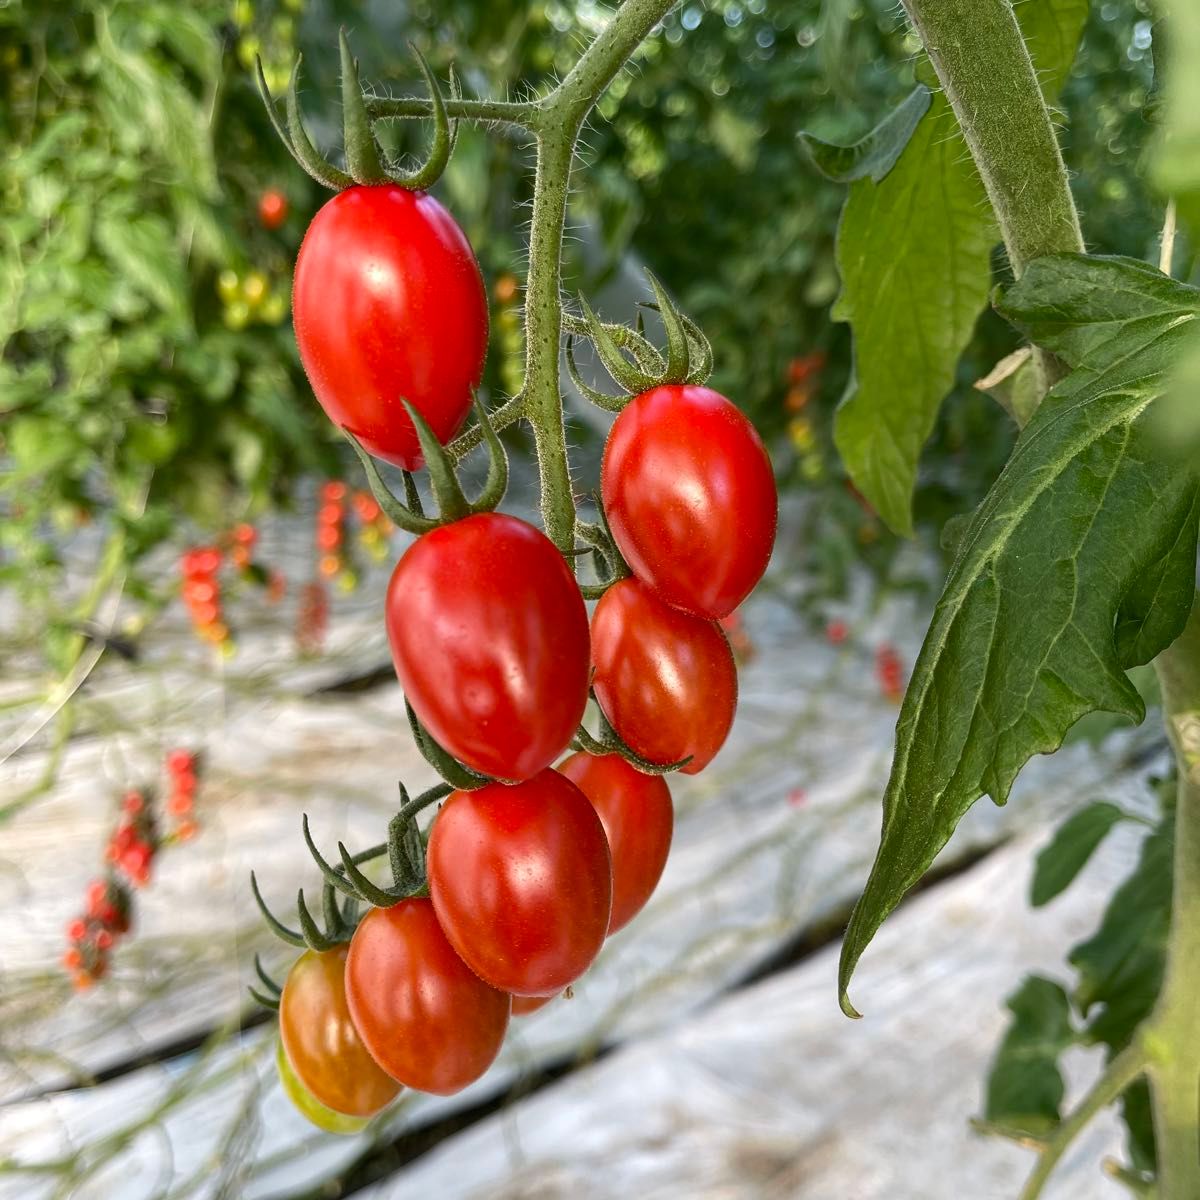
[518,0,678,551]
[1146,595,1200,1200]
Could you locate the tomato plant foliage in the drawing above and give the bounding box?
[804,0,1088,537]
[840,254,1200,1014]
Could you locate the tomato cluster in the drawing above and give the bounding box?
[216,267,288,331]
[312,481,394,594]
[276,752,674,1126]
[180,546,229,650]
[315,481,350,584]
[106,790,158,888]
[179,527,274,653]
[875,643,906,704]
[268,150,775,1125]
[294,579,329,656]
[64,752,204,990]
[165,750,200,842]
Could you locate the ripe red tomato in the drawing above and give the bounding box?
[601,384,777,618]
[428,771,612,995]
[387,513,590,782]
[278,945,402,1118]
[558,751,673,933]
[292,185,488,469]
[258,188,288,230]
[344,899,510,1096]
[590,577,737,774]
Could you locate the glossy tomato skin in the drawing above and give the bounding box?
[292,185,487,469]
[387,513,590,782]
[275,1039,369,1135]
[558,751,673,933]
[344,898,510,1096]
[601,384,777,618]
[278,946,402,1118]
[590,577,737,775]
[428,771,613,996]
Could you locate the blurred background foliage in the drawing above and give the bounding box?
[0,0,1166,671]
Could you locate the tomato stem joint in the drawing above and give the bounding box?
[345,396,509,535]
[565,270,714,412]
[572,689,693,776]
[256,31,457,192]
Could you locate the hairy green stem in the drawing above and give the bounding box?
[366,94,539,131]
[1146,594,1200,1200]
[1018,1041,1149,1200]
[899,0,1084,275]
[519,127,577,551]
[507,0,677,549]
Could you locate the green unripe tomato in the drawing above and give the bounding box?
[217,269,241,304]
[275,1040,370,1136]
[242,270,269,308]
[259,292,288,325]
[223,301,250,331]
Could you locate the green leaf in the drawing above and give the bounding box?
[1152,0,1200,207]
[1016,0,1091,105]
[94,202,189,326]
[831,0,1088,536]
[838,255,1200,1017]
[983,975,1074,1138]
[1070,818,1172,1018]
[1030,802,1126,907]
[799,86,931,184]
[831,93,995,537]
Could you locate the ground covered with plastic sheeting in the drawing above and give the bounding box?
[0,501,1163,1200]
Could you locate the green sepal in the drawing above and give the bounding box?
[295,887,339,951]
[405,700,493,790]
[339,29,388,184]
[566,335,627,413]
[388,43,453,191]
[645,271,688,382]
[285,57,353,191]
[250,871,306,949]
[336,841,400,908]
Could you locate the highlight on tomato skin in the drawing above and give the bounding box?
[427,770,613,997]
[292,184,489,470]
[278,945,402,1119]
[558,751,674,934]
[601,383,778,619]
[344,898,511,1097]
[386,512,591,783]
[590,577,738,775]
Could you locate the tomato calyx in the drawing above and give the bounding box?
[573,505,630,600]
[249,952,285,1011]
[405,700,495,790]
[564,270,713,412]
[345,397,509,535]
[255,30,456,193]
[250,863,361,955]
[300,781,451,914]
[571,689,693,777]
